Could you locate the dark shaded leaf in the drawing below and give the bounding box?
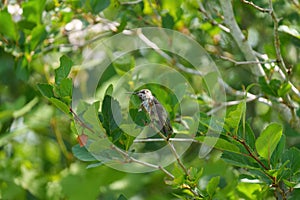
[222,151,260,169]
[270,134,286,167]
[101,95,123,134]
[282,147,300,174]
[162,13,175,29]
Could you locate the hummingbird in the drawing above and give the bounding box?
[131,89,173,140]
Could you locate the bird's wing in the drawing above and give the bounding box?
[151,98,173,135]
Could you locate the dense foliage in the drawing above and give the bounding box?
[1,0,300,199]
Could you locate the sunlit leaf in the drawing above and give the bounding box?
[0,11,18,40]
[225,101,246,135]
[207,176,220,198]
[255,123,282,160]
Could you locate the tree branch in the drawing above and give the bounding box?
[111,145,175,179]
[220,0,266,78]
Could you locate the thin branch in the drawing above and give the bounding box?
[197,1,230,33]
[240,1,300,99]
[70,108,96,134]
[120,0,142,5]
[153,125,189,176]
[206,96,270,116]
[136,28,203,76]
[220,55,277,66]
[111,145,175,179]
[41,31,112,54]
[241,0,271,13]
[134,138,195,143]
[291,0,300,9]
[220,0,266,78]
[268,0,289,78]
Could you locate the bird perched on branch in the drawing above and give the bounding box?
[131,89,173,140]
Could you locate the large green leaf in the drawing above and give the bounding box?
[255,123,282,160]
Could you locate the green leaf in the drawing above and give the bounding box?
[104,84,114,96]
[112,53,135,76]
[282,147,300,174]
[117,194,128,200]
[55,55,73,85]
[278,82,291,97]
[37,83,54,98]
[207,176,220,198]
[22,0,46,25]
[0,11,18,40]
[49,97,70,115]
[221,151,260,169]
[188,167,203,183]
[90,0,110,14]
[243,122,256,150]
[72,144,97,162]
[278,25,300,39]
[101,95,123,134]
[30,25,47,50]
[270,134,286,167]
[259,77,277,96]
[225,101,246,135]
[195,136,240,153]
[162,13,175,29]
[255,123,283,160]
[56,78,72,98]
[86,162,103,169]
[296,108,300,118]
[77,101,104,137]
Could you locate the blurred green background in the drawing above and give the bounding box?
[1,0,300,199]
